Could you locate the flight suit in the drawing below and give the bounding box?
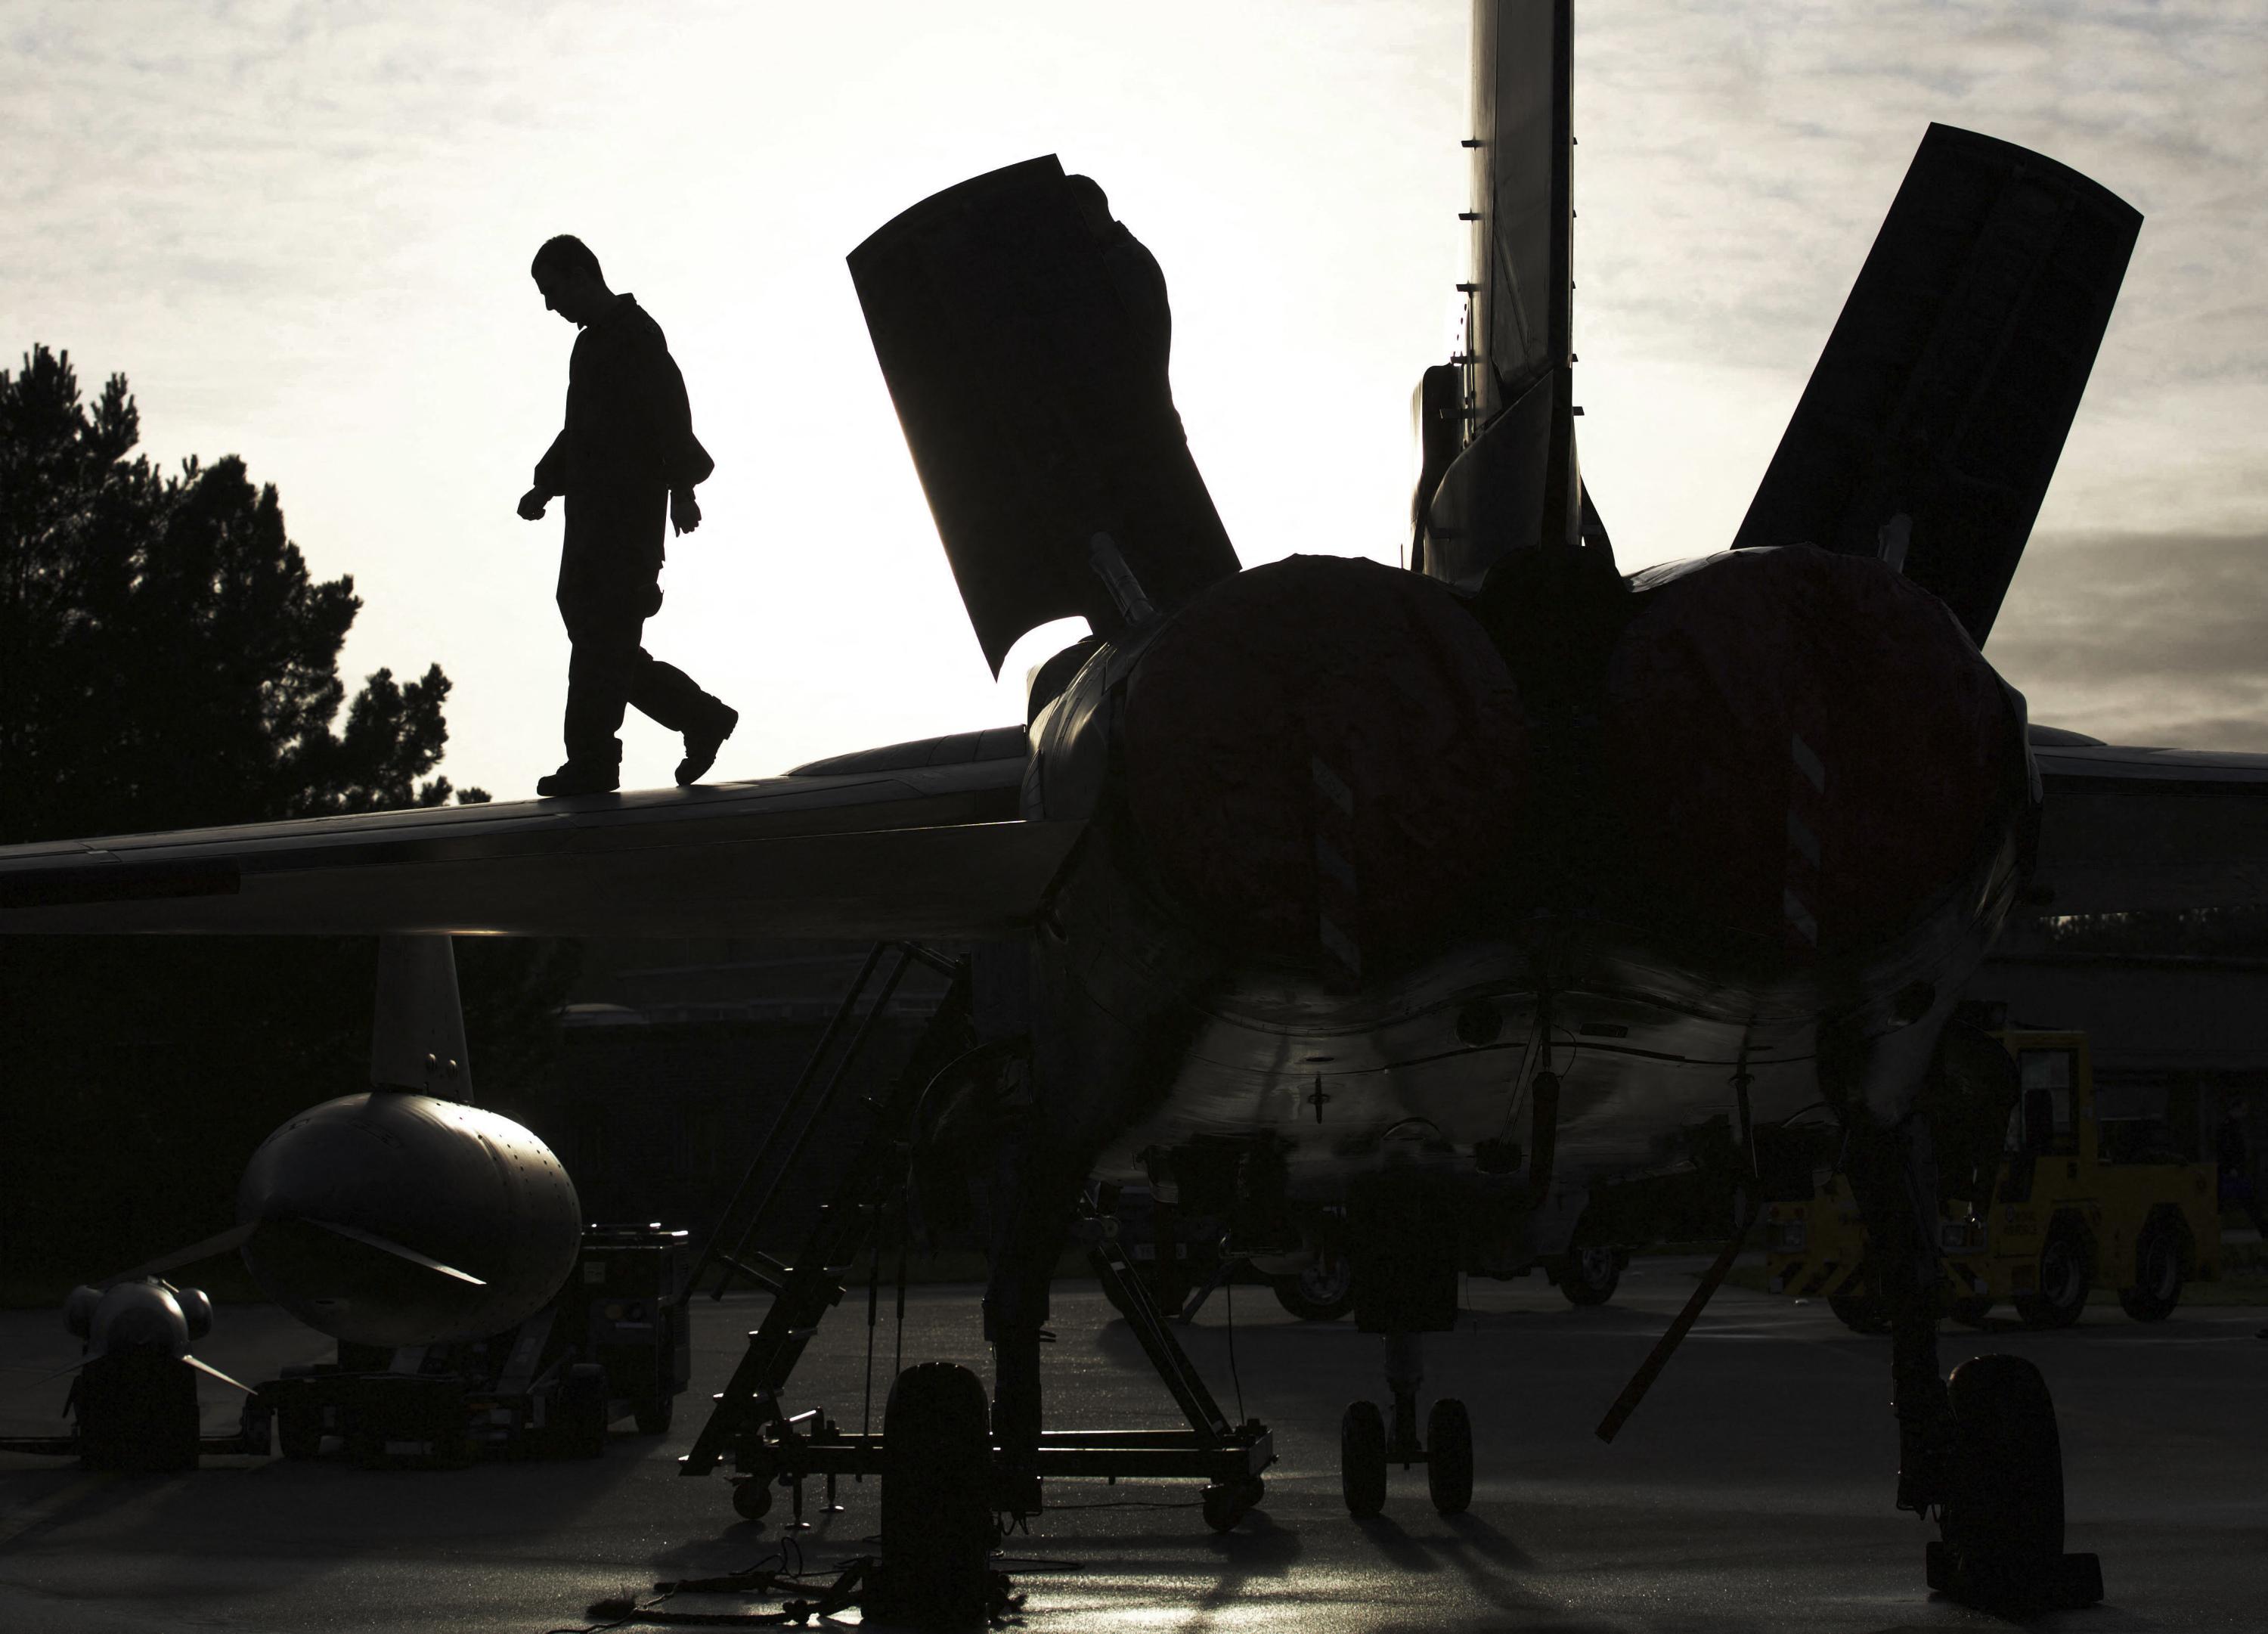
[534,294,728,770]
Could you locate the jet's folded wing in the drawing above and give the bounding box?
[1733,124,2142,646]
[0,752,1078,941]
[2031,743,2268,914]
[849,156,1240,674]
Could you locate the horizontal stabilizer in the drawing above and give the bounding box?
[301,1219,487,1286]
[1733,124,2142,644]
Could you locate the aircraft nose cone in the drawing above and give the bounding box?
[1121,554,1528,969]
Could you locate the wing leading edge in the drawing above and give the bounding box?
[0,757,1079,941]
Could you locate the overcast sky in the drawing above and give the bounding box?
[5,0,2265,798]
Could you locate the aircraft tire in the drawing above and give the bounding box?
[1426,1398,1473,1515]
[1930,1353,2103,1612]
[876,1363,994,1628]
[1340,1400,1387,1519]
[2117,1217,2183,1322]
[1942,1353,2065,1558]
[2014,1228,2090,1329]
[633,1393,674,1436]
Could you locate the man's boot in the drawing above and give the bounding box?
[675,702,739,787]
[536,757,621,797]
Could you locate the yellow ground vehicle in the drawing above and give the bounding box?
[1765,1031,2221,1332]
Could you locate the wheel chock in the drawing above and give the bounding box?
[1926,1541,2104,1612]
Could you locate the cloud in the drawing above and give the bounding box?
[1574,1,2268,543]
[1,0,2260,792]
[1991,530,2268,750]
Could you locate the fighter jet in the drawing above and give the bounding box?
[2,0,2264,1614]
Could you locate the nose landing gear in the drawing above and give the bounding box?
[1338,1332,1473,1518]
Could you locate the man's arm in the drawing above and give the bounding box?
[631,342,712,537]
[633,342,715,491]
[519,428,572,521]
[531,428,572,499]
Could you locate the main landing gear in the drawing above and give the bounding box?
[1339,1332,1472,1518]
[1842,1112,2103,1613]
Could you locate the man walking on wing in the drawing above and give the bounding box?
[519,234,737,796]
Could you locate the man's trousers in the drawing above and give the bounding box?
[556,488,723,768]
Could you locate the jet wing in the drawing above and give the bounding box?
[0,752,1079,941]
[849,155,1239,674]
[2031,743,2268,914]
[1732,123,2142,646]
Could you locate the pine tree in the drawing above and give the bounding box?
[1,345,485,845]
[0,347,573,1297]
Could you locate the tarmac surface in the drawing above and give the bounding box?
[2,1255,2263,1632]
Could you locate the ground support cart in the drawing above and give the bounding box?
[265,1223,691,1465]
[674,942,1275,1533]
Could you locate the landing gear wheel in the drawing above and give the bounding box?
[2118,1219,2183,1322]
[1557,1245,1622,1307]
[1272,1251,1355,1321]
[1949,1294,1996,1328]
[1828,1288,1893,1335]
[632,1393,674,1436]
[2014,1228,2090,1329]
[875,1363,996,1629]
[1929,1353,2102,1611]
[1201,1477,1266,1533]
[1425,1398,1473,1515]
[1339,1400,1387,1519]
[731,1476,776,1521]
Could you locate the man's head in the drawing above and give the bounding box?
[531,234,614,326]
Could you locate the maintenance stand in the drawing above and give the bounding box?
[675,943,1275,1541]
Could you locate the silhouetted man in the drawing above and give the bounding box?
[519,234,736,796]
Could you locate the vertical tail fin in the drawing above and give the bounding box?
[371,933,472,1099]
[1422,0,1603,590]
